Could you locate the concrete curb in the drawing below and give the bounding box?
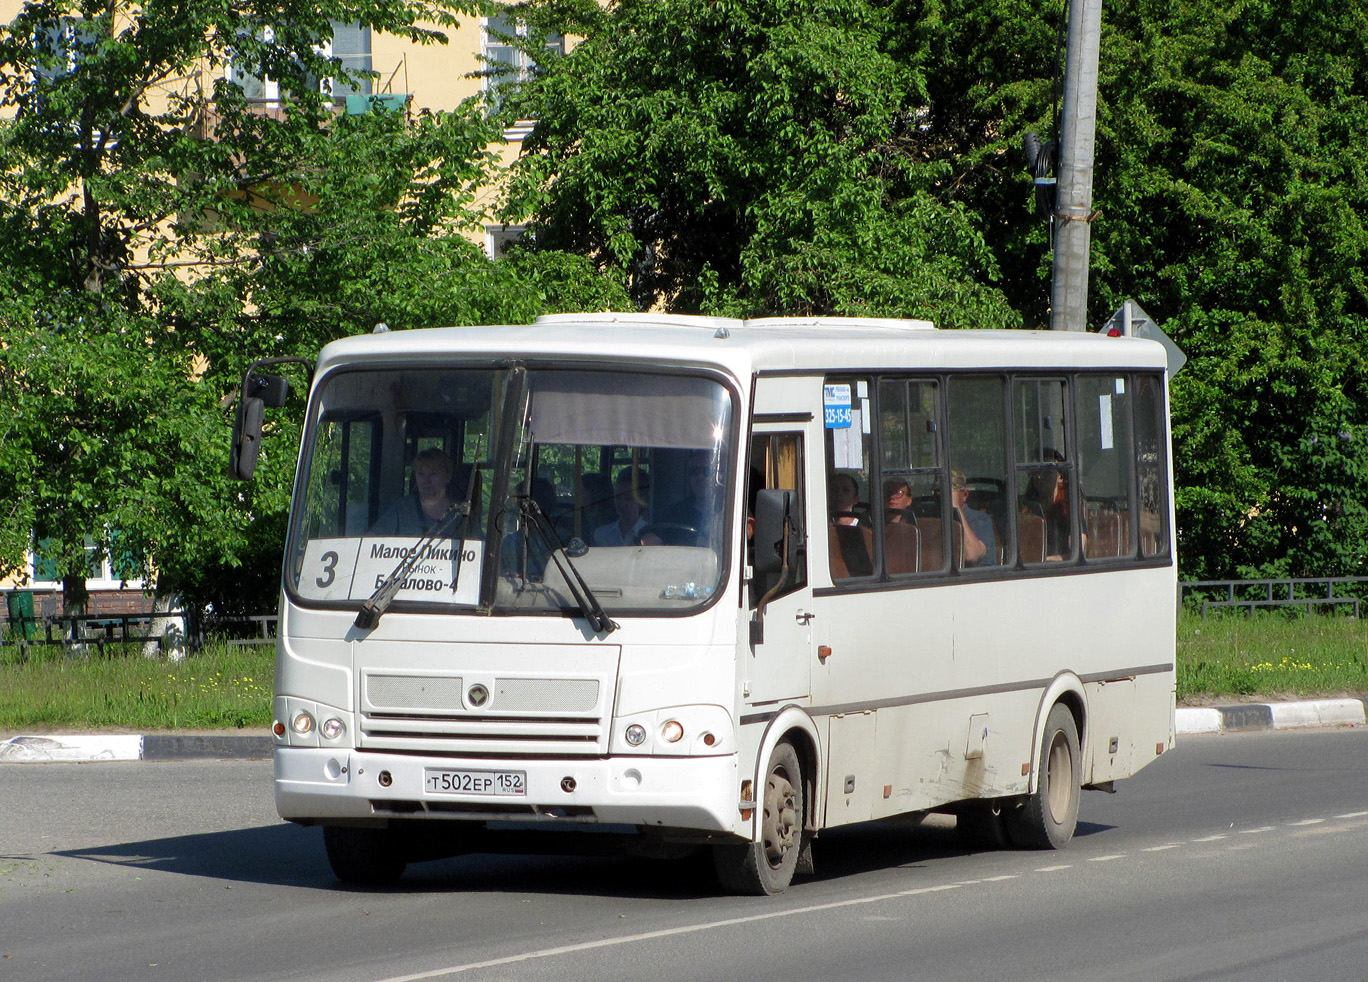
[1175,698,1368,736]
[3,700,1365,762]
[0,732,273,763]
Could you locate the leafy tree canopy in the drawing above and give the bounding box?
[501,0,1020,328]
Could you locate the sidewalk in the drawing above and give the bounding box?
[3,698,1366,763]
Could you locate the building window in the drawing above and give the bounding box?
[328,22,372,99]
[228,21,372,106]
[485,224,526,259]
[29,533,144,590]
[482,8,563,117]
[32,17,98,111]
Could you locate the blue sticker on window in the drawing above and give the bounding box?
[824,384,852,428]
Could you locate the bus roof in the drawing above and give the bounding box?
[313,313,1169,378]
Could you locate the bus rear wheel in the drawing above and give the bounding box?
[1006,703,1081,849]
[713,742,803,895]
[323,825,407,885]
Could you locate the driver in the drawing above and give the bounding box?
[370,448,455,536]
[592,468,649,546]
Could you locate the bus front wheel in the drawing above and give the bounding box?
[323,825,407,885]
[713,742,804,895]
[1006,703,1081,849]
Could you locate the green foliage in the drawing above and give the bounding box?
[501,0,1019,327]
[0,1,619,616]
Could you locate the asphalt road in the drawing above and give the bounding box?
[3,728,1367,982]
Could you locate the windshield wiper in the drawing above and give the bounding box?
[518,494,617,635]
[355,460,481,632]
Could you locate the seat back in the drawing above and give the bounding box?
[829,523,874,580]
[884,522,921,575]
[1018,510,1046,564]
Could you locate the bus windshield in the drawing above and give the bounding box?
[286,365,735,618]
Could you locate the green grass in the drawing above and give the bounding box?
[1177,611,1368,702]
[0,641,274,732]
[2,613,1366,731]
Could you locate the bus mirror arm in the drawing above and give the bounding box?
[750,517,794,646]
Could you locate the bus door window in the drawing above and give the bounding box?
[1134,374,1171,557]
[1075,375,1134,560]
[1014,378,1076,562]
[299,413,382,540]
[748,432,807,605]
[824,377,874,582]
[878,378,946,573]
[947,376,1006,567]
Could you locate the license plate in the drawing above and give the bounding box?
[424,768,526,796]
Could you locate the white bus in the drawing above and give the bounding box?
[236,313,1175,895]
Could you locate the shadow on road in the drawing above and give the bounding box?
[53,811,1116,898]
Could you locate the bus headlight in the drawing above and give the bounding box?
[612,706,733,755]
[291,711,315,735]
[321,717,345,741]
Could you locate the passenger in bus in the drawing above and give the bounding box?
[829,473,863,525]
[884,479,914,523]
[369,448,455,537]
[1022,462,1071,559]
[593,469,649,546]
[951,469,996,567]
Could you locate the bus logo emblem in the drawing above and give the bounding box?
[467,684,490,708]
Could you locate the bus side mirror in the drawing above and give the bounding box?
[230,396,266,481]
[228,372,289,481]
[753,488,799,578]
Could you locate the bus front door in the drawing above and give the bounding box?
[746,426,813,705]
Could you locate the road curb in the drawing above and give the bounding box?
[0,732,272,763]
[1176,698,1368,735]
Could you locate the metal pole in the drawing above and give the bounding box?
[1050,0,1103,331]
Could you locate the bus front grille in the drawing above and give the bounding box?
[358,712,606,756]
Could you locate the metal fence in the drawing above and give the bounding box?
[0,610,278,658]
[1180,577,1368,619]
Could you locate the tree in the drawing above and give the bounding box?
[500,0,1019,328]
[0,0,627,632]
[852,0,1368,579]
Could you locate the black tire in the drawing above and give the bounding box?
[713,742,804,895]
[1005,703,1081,849]
[323,825,407,885]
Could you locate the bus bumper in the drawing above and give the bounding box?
[275,746,741,834]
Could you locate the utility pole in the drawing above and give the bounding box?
[1050,0,1103,331]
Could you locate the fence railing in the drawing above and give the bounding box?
[0,611,278,657]
[1180,577,1368,618]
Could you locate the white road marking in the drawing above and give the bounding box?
[373,883,964,981]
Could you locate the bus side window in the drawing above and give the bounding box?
[1134,374,1170,557]
[1014,378,1076,563]
[947,376,1006,568]
[1075,375,1133,561]
[878,377,944,573]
